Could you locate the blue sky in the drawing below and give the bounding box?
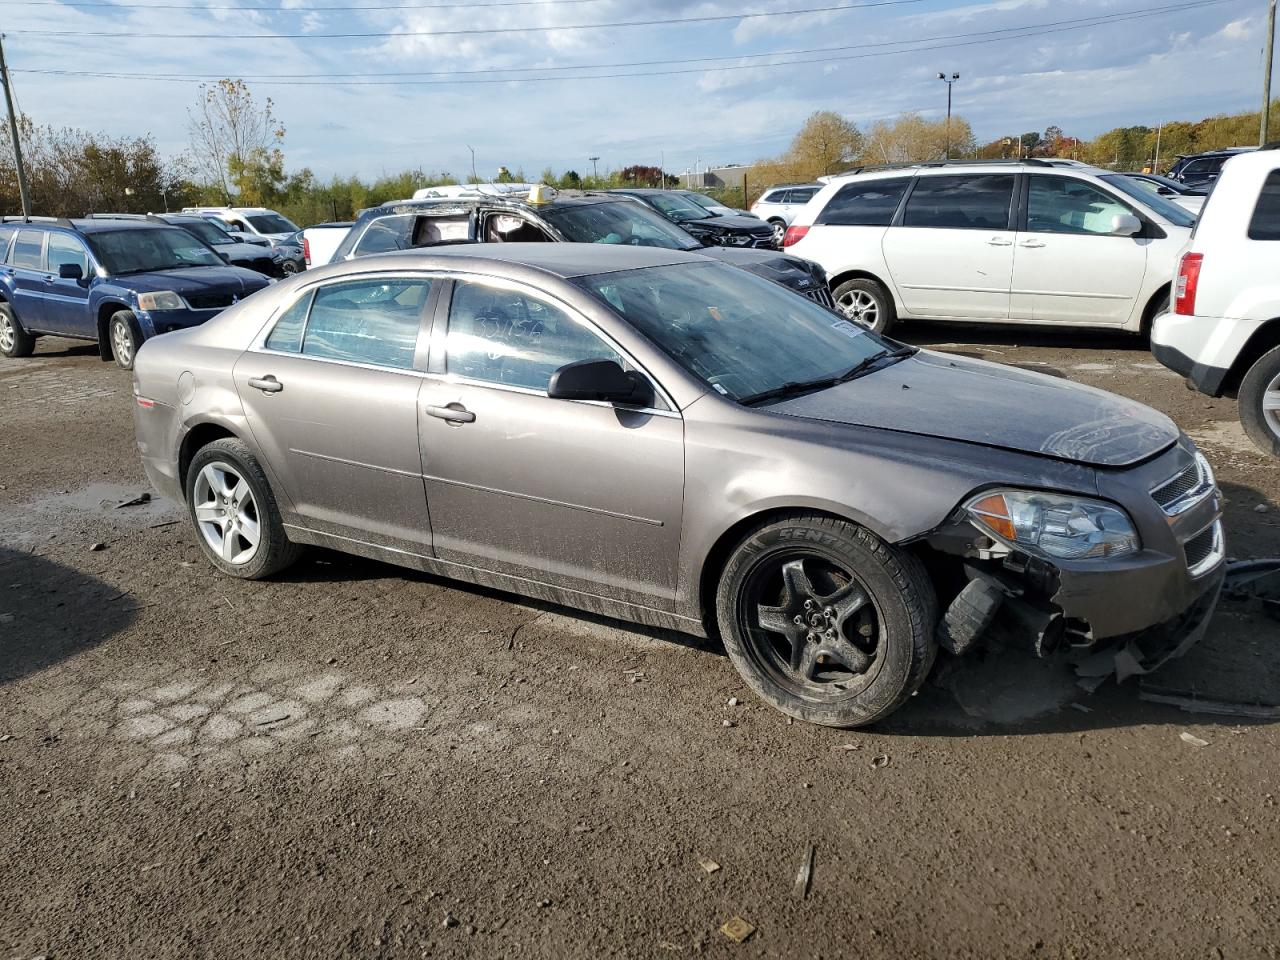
[3,0,1270,180]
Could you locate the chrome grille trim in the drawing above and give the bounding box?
[1184,518,1225,578]
[1150,454,1216,517]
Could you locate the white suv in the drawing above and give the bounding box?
[784,161,1195,335]
[750,184,822,246]
[180,206,300,242]
[1151,147,1280,456]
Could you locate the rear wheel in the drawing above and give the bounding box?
[833,278,896,335]
[186,438,302,579]
[1238,345,1280,458]
[715,515,937,728]
[108,311,140,370]
[768,218,786,246]
[0,302,35,358]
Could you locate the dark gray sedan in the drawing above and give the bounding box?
[132,245,1224,727]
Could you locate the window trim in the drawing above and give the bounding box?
[427,271,678,417]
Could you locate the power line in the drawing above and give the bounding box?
[8,0,1230,80]
[7,0,927,38]
[3,0,607,8]
[8,0,1238,84]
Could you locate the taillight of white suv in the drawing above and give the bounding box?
[1174,252,1203,315]
[782,225,809,247]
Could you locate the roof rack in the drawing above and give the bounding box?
[1,215,76,227]
[822,157,1055,181]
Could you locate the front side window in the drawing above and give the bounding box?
[10,230,44,269]
[446,280,623,392]
[1027,177,1135,235]
[901,174,1014,230]
[817,177,910,227]
[574,261,892,403]
[246,213,299,234]
[299,278,430,369]
[87,228,223,274]
[354,215,414,256]
[1249,170,1280,240]
[541,201,702,251]
[47,233,90,275]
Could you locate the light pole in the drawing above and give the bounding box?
[937,71,959,159]
[589,155,600,183]
[466,144,476,183]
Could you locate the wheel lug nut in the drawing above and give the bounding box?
[793,615,804,625]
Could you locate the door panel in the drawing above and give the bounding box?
[8,229,50,333]
[43,233,94,336]
[882,174,1015,319]
[1010,175,1149,325]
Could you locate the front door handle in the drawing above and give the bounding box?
[1019,239,1047,248]
[425,402,476,424]
[987,237,1013,246]
[43,274,56,283]
[247,375,284,393]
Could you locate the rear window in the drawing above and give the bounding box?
[816,177,911,227]
[1248,170,1280,240]
[902,174,1015,230]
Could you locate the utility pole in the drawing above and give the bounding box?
[1263,0,1277,146]
[0,35,31,220]
[466,144,477,183]
[1153,121,1163,173]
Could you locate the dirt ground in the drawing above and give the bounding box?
[2,324,1278,960]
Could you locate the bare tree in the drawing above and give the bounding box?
[187,79,285,202]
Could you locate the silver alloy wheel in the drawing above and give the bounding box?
[837,289,880,330]
[111,318,134,367]
[1263,370,1280,440]
[0,312,13,353]
[770,220,786,245]
[193,461,262,565]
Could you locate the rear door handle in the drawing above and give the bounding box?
[425,402,475,424]
[1019,239,1046,248]
[987,237,1013,246]
[247,375,284,393]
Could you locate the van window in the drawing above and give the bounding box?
[1026,177,1133,235]
[1248,170,1280,240]
[817,177,911,227]
[10,230,44,269]
[902,175,1015,230]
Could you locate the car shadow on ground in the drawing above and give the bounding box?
[897,320,1153,354]
[31,340,100,360]
[0,547,137,685]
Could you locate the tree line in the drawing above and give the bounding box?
[0,77,1276,226]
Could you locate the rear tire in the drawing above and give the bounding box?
[0,302,35,358]
[1238,345,1280,458]
[768,218,786,246]
[108,311,141,371]
[185,437,302,579]
[833,278,896,336]
[715,514,937,728]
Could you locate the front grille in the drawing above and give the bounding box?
[803,286,835,309]
[185,292,237,310]
[1152,461,1200,508]
[1183,520,1223,576]
[1150,454,1214,517]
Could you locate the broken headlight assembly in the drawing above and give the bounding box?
[964,489,1140,561]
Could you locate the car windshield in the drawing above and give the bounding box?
[1100,175,1197,227]
[180,219,234,246]
[682,192,722,212]
[247,213,299,234]
[542,201,703,251]
[574,261,899,403]
[87,227,224,274]
[647,193,712,222]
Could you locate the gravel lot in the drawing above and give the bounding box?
[2,325,1278,959]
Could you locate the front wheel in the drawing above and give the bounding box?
[1238,344,1280,458]
[768,219,786,246]
[108,311,140,370]
[186,438,302,579]
[832,278,896,335]
[0,302,35,358]
[715,515,937,728]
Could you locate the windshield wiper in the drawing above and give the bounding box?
[737,347,915,407]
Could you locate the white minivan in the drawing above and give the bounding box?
[1151,146,1280,456]
[784,160,1195,335]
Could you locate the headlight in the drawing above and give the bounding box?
[137,291,186,311]
[965,489,1140,560]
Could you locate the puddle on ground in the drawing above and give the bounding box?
[0,482,180,547]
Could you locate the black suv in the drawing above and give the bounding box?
[328,189,833,307]
[607,188,776,248]
[1168,148,1255,188]
[88,214,285,277]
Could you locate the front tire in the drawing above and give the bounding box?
[0,302,35,358]
[108,311,141,370]
[833,278,896,335]
[186,438,302,579]
[715,515,937,728]
[768,218,786,246]
[1238,344,1280,458]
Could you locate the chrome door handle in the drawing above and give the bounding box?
[247,375,283,393]
[425,403,475,424]
[987,237,1013,246]
[1019,239,1046,248]
[43,274,55,283]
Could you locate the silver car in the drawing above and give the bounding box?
[133,245,1225,728]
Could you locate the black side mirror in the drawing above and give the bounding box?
[547,358,651,405]
[1157,186,1173,195]
[58,263,83,281]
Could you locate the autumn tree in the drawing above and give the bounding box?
[187,79,286,203]
[860,112,975,165]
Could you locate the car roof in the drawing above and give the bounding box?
[324,241,708,279]
[823,160,1111,185]
[369,192,631,219]
[71,218,178,234]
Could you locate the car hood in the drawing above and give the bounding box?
[766,351,1179,468]
[123,266,270,295]
[700,247,825,293]
[686,214,771,233]
[215,241,275,260]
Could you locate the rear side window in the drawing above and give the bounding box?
[902,175,1015,230]
[301,278,430,369]
[817,177,911,227]
[762,190,787,204]
[1248,170,1280,240]
[10,230,43,269]
[789,188,818,203]
[0,227,14,261]
[265,290,314,353]
[353,215,413,256]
